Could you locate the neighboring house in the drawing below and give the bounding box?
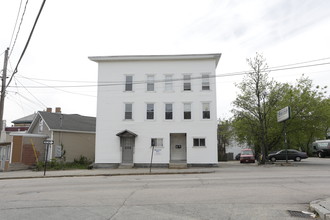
[0,114,35,171]
[9,108,96,169]
[89,53,221,168]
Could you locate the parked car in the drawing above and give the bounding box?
[268,149,308,162]
[235,153,241,160]
[240,149,255,163]
[312,140,330,158]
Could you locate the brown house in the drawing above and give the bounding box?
[9,109,96,170]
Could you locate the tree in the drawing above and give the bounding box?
[274,76,330,154]
[217,119,233,161]
[232,53,284,163]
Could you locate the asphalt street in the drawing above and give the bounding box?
[1,157,330,220]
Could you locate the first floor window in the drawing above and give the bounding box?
[193,138,206,147]
[151,138,163,147]
[125,103,132,119]
[165,103,173,120]
[202,103,210,119]
[147,103,154,120]
[184,103,191,119]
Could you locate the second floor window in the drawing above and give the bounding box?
[165,103,173,120]
[125,75,133,91]
[183,74,191,91]
[184,103,191,120]
[202,74,210,90]
[202,103,210,119]
[124,103,132,120]
[147,75,155,91]
[147,103,154,120]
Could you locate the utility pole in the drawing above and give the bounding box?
[0,48,9,132]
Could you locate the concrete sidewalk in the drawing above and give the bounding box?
[310,199,330,220]
[0,167,217,180]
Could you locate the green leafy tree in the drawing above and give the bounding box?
[274,76,330,154]
[217,119,233,161]
[232,53,285,163]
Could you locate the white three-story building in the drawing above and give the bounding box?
[89,53,221,168]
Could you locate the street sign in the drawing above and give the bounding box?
[277,106,290,122]
[43,139,54,145]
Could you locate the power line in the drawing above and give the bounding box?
[9,0,28,58]
[6,0,46,88]
[14,77,47,108]
[9,60,330,89]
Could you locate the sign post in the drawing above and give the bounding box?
[43,139,54,176]
[277,107,291,163]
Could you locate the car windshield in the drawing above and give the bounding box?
[241,150,253,155]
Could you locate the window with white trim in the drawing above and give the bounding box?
[202,74,210,90]
[124,103,133,120]
[193,138,206,147]
[202,103,210,119]
[183,103,191,120]
[183,74,191,91]
[165,103,173,120]
[146,103,154,120]
[164,75,173,91]
[147,75,155,91]
[125,75,133,91]
[151,138,163,147]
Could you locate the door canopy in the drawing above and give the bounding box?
[116,130,137,138]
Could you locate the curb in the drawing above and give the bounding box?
[310,200,330,220]
[0,170,215,180]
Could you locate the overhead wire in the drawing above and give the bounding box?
[9,59,330,89]
[14,77,47,108]
[9,0,27,58]
[6,0,46,88]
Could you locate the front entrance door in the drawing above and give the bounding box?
[170,133,187,162]
[122,137,134,164]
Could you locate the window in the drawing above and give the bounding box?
[183,74,191,91]
[147,75,155,91]
[202,103,210,119]
[193,138,206,147]
[184,103,191,120]
[146,103,154,120]
[125,75,133,91]
[164,75,173,91]
[151,138,163,147]
[202,74,210,90]
[165,103,173,120]
[124,103,132,120]
[39,119,43,132]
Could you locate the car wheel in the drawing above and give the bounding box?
[270,157,276,162]
[295,156,301,162]
[318,152,324,158]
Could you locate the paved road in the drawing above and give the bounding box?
[1,157,330,219]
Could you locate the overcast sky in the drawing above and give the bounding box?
[1,0,330,124]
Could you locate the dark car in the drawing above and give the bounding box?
[268,149,308,162]
[240,149,255,163]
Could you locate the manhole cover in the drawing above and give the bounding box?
[287,210,316,219]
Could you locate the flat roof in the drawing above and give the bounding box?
[88,53,221,67]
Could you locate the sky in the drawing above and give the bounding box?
[1,0,330,125]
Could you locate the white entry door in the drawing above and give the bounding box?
[170,133,187,162]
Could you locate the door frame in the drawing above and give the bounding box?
[169,133,187,162]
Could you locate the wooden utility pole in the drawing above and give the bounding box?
[0,48,9,132]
